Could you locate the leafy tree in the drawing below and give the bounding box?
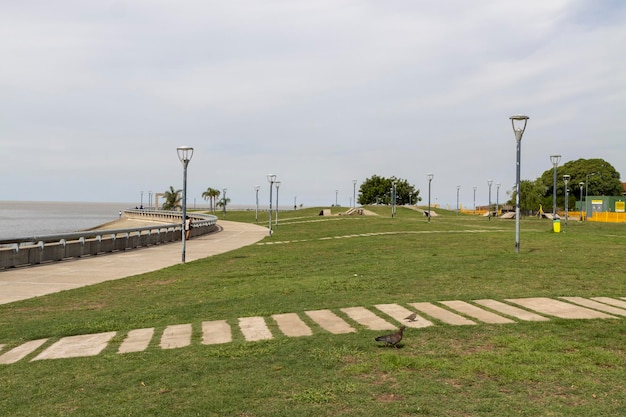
[507,179,546,214]
[162,186,182,210]
[537,158,622,209]
[358,175,420,205]
[202,187,221,213]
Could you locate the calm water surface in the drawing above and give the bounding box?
[0,201,133,240]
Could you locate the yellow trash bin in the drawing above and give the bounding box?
[553,219,561,233]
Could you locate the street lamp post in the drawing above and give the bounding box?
[352,179,357,208]
[176,146,194,263]
[496,183,501,217]
[148,191,153,210]
[550,155,561,220]
[563,175,570,226]
[140,191,144,208]
[510,115,529,253]
[267,174,276,235]
[222,188,227,217]
[391,181,397,218]
[487,179,493,221]
[579,182,584,221]
[456,185,460,213]
[584,172,597,220]
[427,174,434,222]
[275,181,281,226]
[254,185,260,222]
[473,186,477,214]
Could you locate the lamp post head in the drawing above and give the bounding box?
[275,181,281,189]
[223,188,227,193]
[177,146,194,164]
[550,155,561,166]
[579,182,584,188]
[457,185,461,190]
[563,175,570,183]
[267,174,276,183]
[352,179,357,185]
[428,173,434,181]
[509,114,529,141]
[497,183,501,189]
[488,179,493,187]
[254,185,260,191]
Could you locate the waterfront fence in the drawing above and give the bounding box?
[0,210,218,269]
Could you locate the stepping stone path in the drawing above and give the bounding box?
[1,296,624,365]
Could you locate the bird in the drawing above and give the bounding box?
[374,326,406,348]
[404,312,417,322]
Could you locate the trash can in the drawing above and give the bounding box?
[553,219,561,233]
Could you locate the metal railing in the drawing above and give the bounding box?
[0,210,218,269]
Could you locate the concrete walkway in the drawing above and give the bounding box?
[1,296,624,364]
[0,220,269,305]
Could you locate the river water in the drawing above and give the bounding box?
[0,201,134,240]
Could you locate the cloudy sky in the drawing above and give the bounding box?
[1,1,624,209]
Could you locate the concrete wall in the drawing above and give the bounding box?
[0,210,218,269]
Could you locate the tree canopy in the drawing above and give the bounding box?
[162,186,182,210]
[507,158,622,211]
[358,175,420,205]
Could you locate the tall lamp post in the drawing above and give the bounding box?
[254,185,260,222]
[148,191,153,210]
[578,182,584,221]
[275,181,281,226]
[140,191,144,208]
[352,179,357,208]
[473,186,477,214]
[176,146,194,263]
[584,172,597,220]
[222,188,228,217]
[550,155,561,219]
[496,183,501,217]
[391,181,397,218]
[487,179,493,221]
[267,174,276,235]
[563,175,570,226]
[510,114,529,253]
[427,173,434,222]
[456,185,460,213]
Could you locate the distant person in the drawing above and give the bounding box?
[118,210,122,218]
[185,216,192,239]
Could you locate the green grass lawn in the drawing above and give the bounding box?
[1,207,625,416]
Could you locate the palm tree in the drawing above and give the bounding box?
[162,186,182,210]
[202,187,221,213]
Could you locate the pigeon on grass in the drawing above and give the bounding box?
[374,326,406,348]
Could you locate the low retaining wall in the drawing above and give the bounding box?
[0,210,218,269]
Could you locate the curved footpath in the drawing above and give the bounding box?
[0,220,268,305]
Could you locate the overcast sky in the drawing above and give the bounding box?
[1,1,625,209]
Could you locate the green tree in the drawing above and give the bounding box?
[537,158,622,209]
[358,175,419,205]
[507,179,546,214]
[162,186,182,211]
[202,187,221,213]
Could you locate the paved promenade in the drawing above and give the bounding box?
[0,220,268,305]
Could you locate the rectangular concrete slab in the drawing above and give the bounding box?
[239,317,273,341]
[118,328,155,353]
[160,324,192,349]
[32,332,116,361]
[340,307,397,330]
[591,297,626,310]
[506,297,617,319]
[0,339,48,364]
[272,313,313,337]
[409,302,476,325]
[439,300,515,324]
[202,320,232,345]
[560,297,626,317]
[305,309,356,334]
[374,304,433,328]
[473,299,549,322]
